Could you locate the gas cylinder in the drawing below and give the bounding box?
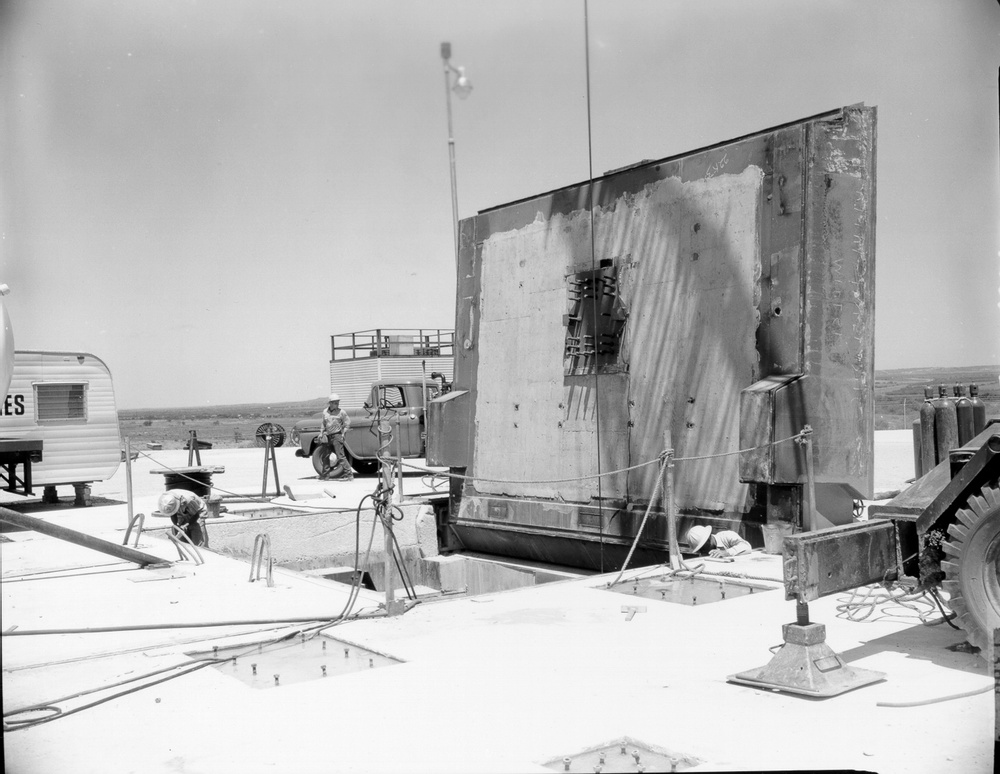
[969,383,987,434]
[932,384,959,463]
[953,384,974,445]
[918,386,937,471]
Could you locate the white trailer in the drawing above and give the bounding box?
[0,350,121,503]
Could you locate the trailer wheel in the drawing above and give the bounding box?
[942,483,1000,660]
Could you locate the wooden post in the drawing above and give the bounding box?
[665,454,678,571]
[663,429,679,571]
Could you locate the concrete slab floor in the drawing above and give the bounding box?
[2,435,995,773]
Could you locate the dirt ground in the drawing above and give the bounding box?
[118,400,323,451]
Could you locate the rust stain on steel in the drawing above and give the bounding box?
[797,106,876,497]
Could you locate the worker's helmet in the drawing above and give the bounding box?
[328,393,340,402]
[684,525,712,553]
[158,491,181,517]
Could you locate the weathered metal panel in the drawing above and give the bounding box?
[470,165,764,509]
[449,107,876,568]
[426,390,470,467]
[782,519,896,602]
[739,374,801,482]
[773,107,877,497]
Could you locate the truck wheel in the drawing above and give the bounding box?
[942,483,1000,660]
[346,449,379,476]
[311,445,330,477]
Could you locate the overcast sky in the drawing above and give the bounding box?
[2,0,998,409]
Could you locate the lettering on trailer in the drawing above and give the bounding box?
[1,394,25,416]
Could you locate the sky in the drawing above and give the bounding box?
[2,0,998,409]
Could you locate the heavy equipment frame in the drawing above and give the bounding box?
[782,423,1000,659]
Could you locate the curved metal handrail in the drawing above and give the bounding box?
[123,513,146,547]
[249,534,274,587]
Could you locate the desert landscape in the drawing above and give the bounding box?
[117,365,999,451]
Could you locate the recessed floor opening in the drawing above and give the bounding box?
[188,634,401,689]
[542,735,701,772]
[606,573,778,605]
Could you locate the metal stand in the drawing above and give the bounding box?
[728,601,885,697]
[378,411,405,617]
[187,430,202,466]
[260,434,280,498]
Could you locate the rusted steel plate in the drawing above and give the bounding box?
[782,519,896,602]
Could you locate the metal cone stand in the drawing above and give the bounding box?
[728,600,885,697]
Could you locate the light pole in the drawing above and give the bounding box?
[441,42,472,268]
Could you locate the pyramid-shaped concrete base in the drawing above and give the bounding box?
[728,621,885,698]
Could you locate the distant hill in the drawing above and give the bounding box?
[119,397,327,421]
[871,365,998,430]
[874,365,998,399]
[120,365,1000,425]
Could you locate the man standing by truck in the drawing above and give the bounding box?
[318,393,353,480]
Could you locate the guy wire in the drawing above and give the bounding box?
[582,0,604,573]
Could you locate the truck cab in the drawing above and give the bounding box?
[292,379,446,476]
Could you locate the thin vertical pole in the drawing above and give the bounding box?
[125,437,134,529]
[444,62,460,269]
[395,413,404,503]
[801,426,817,532]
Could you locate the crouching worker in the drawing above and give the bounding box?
[683,525,750,558]
[158,489,209,547]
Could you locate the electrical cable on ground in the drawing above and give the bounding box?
[928,586,961,630]
[876,684,992,708]
[835,583,956,627]
[3,620,367,732]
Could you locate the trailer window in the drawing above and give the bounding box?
[35,383,88,423]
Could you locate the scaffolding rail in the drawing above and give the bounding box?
[330,329,455,362]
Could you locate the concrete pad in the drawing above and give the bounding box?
[2,433,994,773]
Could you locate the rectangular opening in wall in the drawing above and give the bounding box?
[563,265,626,376]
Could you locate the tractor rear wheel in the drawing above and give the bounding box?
[942,483,1000,660]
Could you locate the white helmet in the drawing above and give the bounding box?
[683,525,712,553]
[328,393,340,402]
[158,491,181,517]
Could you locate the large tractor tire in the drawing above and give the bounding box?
[941,483,1000,659]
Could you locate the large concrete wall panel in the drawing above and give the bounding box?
[450,106,876,565]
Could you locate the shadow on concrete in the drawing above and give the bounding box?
[837,619,987,676]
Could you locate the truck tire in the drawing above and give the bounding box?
[942,482,1000,660]
[311,445,330,477]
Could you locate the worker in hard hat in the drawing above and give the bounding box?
[317,393,353,480]
[158,489,209,547]
[683,525,751,558]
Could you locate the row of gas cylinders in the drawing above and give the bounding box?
[913,384,988,478]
